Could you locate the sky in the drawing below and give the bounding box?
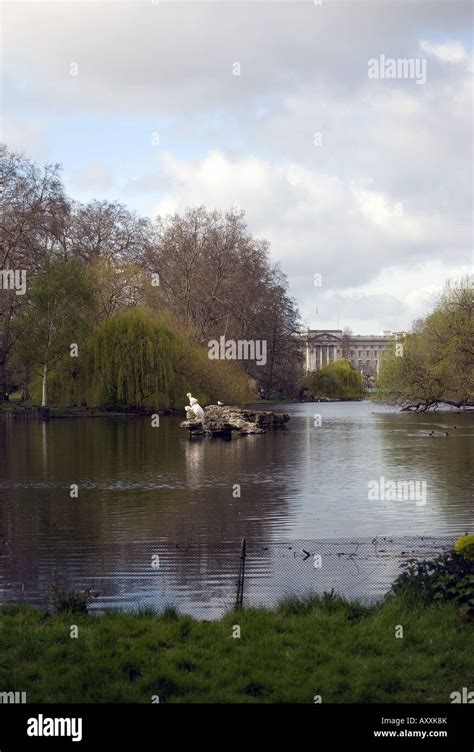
[2,0,473,334]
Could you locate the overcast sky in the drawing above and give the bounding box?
[2,0,472,334]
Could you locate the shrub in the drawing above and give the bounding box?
[392,550,474,619]
[454,535,474,561]
[49,584,93,614]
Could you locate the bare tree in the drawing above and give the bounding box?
[140,207,301,395]
[0,147,70,399]
[69,200,153,264]
[341,326,353,359]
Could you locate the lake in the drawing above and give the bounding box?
[0,401,472,616]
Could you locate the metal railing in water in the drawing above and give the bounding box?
[0,534,455,619]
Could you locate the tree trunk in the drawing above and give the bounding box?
[0,362,7,402]
[21,369,31,402]
[41,362,48,407]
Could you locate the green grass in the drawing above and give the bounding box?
[6,390,22,401]
[0,594,472,703]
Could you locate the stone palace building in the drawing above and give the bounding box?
[301,329,404,376]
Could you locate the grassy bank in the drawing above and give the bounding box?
[1,594,472,703]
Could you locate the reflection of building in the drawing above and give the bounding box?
[301,329,404,376]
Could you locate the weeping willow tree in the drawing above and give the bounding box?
[49,308,189,409]
[306,360,363,400]
[47,307,253,409]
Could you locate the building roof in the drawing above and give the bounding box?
[301,329,399,340]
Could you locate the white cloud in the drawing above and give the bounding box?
[3,2,471,114]
[419,39,467,63]
[2,0,472,332]
[147,149,471,330]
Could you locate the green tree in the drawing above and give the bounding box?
[377,276,474,410]
[307,360,363,399]
[82,308,188,409]
[48,307,252,410]
[13,258,96,406]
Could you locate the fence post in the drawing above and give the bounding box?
[235,537,246,609]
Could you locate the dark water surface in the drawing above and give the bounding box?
[0,402,472,615]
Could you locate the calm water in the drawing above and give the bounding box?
[0,402,472,615]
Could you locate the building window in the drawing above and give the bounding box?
[358,351,362,357]
[366,350,370,357]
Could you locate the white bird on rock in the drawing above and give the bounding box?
[217,400,224,407]
[185,394,204,421]
[192,403,204,420]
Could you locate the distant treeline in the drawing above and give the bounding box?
[0,147,303,409]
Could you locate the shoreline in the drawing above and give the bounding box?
[1,397,471,419]
[0,399,365,419]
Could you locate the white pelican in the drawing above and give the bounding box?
[217,400,224,406]
[185,395,204,421]
[192,403,204,420]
